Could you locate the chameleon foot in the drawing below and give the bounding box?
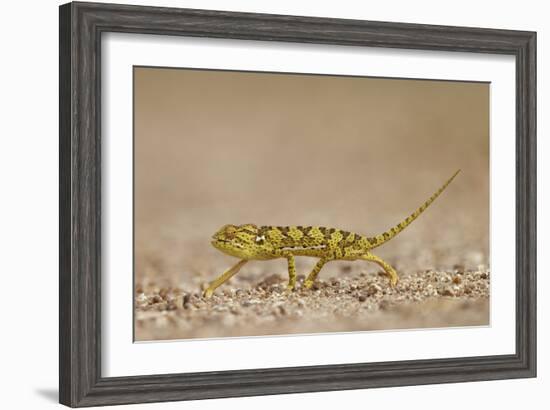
[285,283,296,294]
[303,280,314,289]
[202,259,248,299]
[389,275,398,287]
[360,253,399,289]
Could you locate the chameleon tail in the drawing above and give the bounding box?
[368,169,461,249]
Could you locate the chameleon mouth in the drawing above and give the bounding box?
[212,239,244,249]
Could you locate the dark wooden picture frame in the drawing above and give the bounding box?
[59,1,536,407]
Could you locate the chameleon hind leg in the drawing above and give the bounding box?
[360,252,399,287]
[303,257,331,289]
[203,259,248,298]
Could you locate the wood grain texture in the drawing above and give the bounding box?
[59,1,536,407]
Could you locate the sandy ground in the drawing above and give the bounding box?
[135,267,489,341]
[133,68,490,341]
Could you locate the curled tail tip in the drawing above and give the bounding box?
[445,169,461,186]
[369,169,460,249]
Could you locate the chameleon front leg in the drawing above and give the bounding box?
[303,257,331,289]
[360,252,399,287]
[281,250,297,291]
[203,259,248,298]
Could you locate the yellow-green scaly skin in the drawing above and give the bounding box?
[203,170,460,298]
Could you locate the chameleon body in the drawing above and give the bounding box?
[203,170,460,298]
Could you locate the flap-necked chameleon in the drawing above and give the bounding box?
[203,169,460,298]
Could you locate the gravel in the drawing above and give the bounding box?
[135,266,490,341]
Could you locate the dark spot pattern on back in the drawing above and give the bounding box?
[278,226,290,236]
[338,235,347,248]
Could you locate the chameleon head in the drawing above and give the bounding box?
[211,224,274,259]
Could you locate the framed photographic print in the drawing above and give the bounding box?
[59,1,536,407]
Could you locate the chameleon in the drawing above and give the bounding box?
[203,169,460,298]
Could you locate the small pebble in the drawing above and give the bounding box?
[366,284,381,297]
[379,300,391,310]
[439,287,454,297]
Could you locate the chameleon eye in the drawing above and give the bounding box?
[255,235,266,244]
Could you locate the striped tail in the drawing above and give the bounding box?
[368,169,461,249]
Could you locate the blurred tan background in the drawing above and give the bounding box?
[135,67,489,287]
[134,67,489,340]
